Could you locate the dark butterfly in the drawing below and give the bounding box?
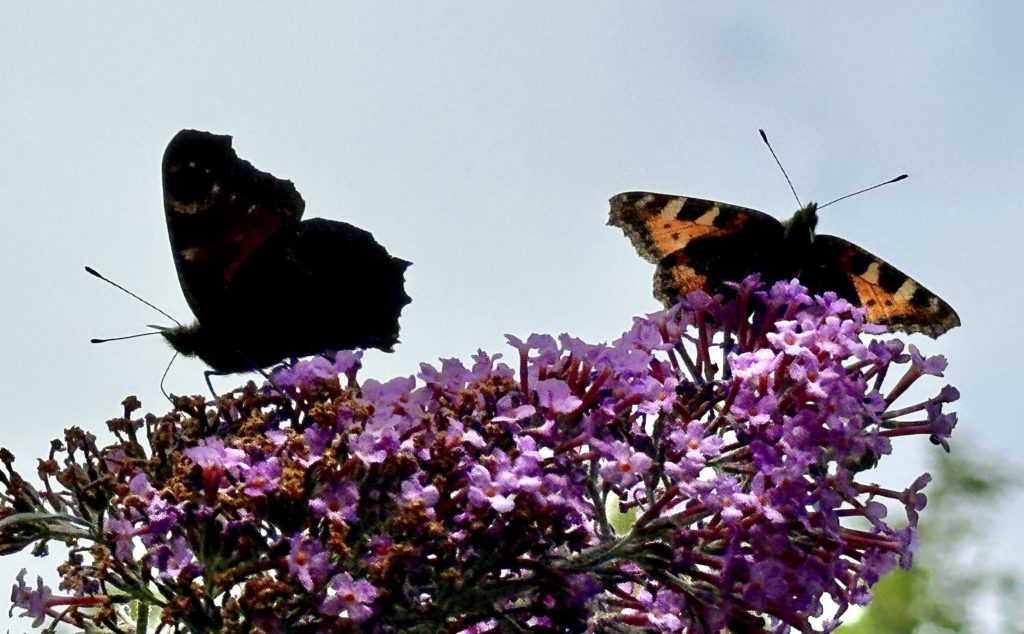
[608,192,959,337]
[159,129,411,373]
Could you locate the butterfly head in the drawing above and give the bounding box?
[158,321,257,374]
[157,322,205,359]
[783,202,819,248]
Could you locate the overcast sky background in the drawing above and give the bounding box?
[1,3,1020,628]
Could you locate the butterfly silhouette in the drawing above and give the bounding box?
[159,129,411,373]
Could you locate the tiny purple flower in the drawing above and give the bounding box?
[241,457,282,497]
[286,536,332,592]
[598,441,652,489]
[104,517,138,561]
[909,345,948,376]
[9,570,51,628]
[320,572,377,623]
[309,479,360,524]
[731,348,782,381]
[150,536,198,581]
[536,378,582,414]
[399,478,440,518]
[467,464,516,513]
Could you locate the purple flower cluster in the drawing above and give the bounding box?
[1,277,957,632]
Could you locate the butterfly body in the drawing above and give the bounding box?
[160,129,411,373]
[609,192,959,337]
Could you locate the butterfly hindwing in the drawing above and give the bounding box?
[220,218,412,364]
[808,235,960,337]
[162,129,305,323]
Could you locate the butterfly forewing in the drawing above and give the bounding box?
[162,129,305,323]
[809,236,960,337]
[609,192,787,301]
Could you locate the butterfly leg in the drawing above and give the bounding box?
[158,353,179,404]
[203,370,223,398]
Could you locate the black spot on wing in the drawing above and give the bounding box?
[876,262,906,293]
[674,197,715,222]
[844,249,873,276]
[709,204,743,229]
[840,247,907,293]
[911,287,933,309]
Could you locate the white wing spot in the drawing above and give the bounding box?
[695,206,720,227]
[662,198,684,218]
[861,262,882,285]
[894,279,919,303]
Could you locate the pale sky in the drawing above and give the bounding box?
[1,3,1020,628]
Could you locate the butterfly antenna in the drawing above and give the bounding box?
[91,330,161,344]
[84,266,181,327]
[818,174,909,210]
[759,129,802,207]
